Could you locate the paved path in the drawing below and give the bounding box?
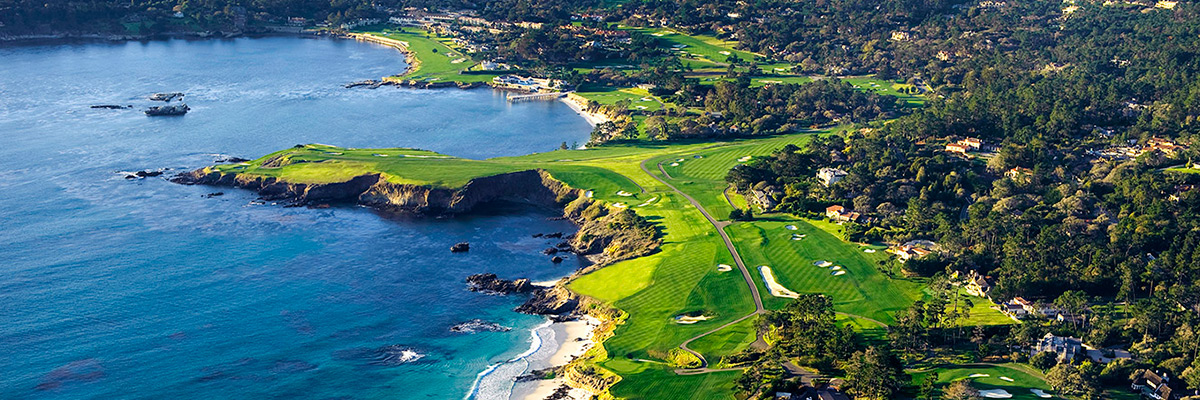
[639,157,766,373]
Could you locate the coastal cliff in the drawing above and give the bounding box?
[172,167,659,266]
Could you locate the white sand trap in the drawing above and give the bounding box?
[863,249,876,253]
[676,158,685,162]
[373,154,389,157]
[585,190,593,198]
[814,261,832,267]
[738,156,752,162]
[969,374,990,378]
[674,315,710,324]
[832,270,846,276]
[616,191,634,196]
[636,197,658,207]
[652,33,665,36]
[612,203,627,209]
[999,377,1014,382]
[716,264,733,272]
[831,266,842,270]
[759,80,782,84]
[719,51,731,55]
[451,58,466,63]
[641,97,653,101]
[694,155,703,158]
[785,225,798,230]
[636,105,648,109]
[979,389,1012,399]
[758,266,800,298]
[792,237,803,241]
[669,162,680,166]
[1029,389,1052,398]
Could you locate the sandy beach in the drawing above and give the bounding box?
[507,316,600,400]
[560,95,610,127]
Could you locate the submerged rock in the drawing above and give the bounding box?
[450,242,470,253]
[542,247,559,255]
[148,92,184,102]
[203,192,224,198]
[449,319,512,333]
[90,104,132,109]
[551,256,564,263]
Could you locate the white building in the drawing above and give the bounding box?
[817,167,848,186]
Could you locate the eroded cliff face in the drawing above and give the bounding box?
[172,168,579,215]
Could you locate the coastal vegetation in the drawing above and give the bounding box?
[28,0,1200,398]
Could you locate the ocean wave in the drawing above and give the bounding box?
[465,319,554,400]
[333,344,427,367]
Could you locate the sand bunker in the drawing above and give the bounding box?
[717,264,733,272]
[979,389,1012,399]
[758,266,800,298]
[969,374,990,378]
[738,156,752,162]
[785,225,798,230]
[674,315,711,324]
[451,58,466,64]
[616,191,634,196]
[831,266,842,270]
[863,249,876,253]
[585,191,594,198]
[719,51,731,55]
[999,377,1014,382]
[676,158,685,162]
[792,236,804,241]
[612,203,627,209]
[1029,389,1052,398]
[636,197,658,207]
[373,154,389,157]
[832,271,846,276]
[814,261,833,267]
[670,162,680,166]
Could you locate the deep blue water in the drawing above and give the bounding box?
[0,37,592,399]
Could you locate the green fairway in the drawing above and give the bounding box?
[574,86,669,112]
[911,363,1053,400]
[841,75,927,106]
[354,26,498,83]
[602,358,742,400]
[619,26,760,66]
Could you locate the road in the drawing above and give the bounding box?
[640,158,766,372]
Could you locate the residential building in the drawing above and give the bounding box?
[817,167,848,186]
[891,240,937,263]
[946,142,970,155]
[1132,370,1184,400]
[964,271,994,298]
[825,205,860,223]
[1005,167,1033,181]
[1033,333,1082,363]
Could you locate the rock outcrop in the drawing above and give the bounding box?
[515,285,578,315]
[466,273,537,294]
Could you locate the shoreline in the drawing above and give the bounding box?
[560,94,610,127]
[467,315,600,400]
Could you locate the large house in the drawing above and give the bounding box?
[817,167,848,186]
[1033,333,1082,363]
[964,270,994,299]
[1132,370,1185,400]
[825,205,861,223]
[890,240,937,263]
[945,137,986,155]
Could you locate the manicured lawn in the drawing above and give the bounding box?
[574,86,668,112]
[911,363,1054,400]
[841,75,927,106]
[602,358,742,400]
[619,26,761,66]
[354,26,499,83]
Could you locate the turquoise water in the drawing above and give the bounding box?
[0,37,592,399]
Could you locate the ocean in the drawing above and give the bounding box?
[0,36,592,399]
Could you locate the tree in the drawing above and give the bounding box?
[1030,351,1057,371]
[919,372,939,400]
[943,379,979,400]
[1046,363,1094,396]
[843,347,907,400]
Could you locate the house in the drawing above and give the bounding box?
[1033,333,1082,363]
[946,142,970,155]
[825,205,861,223]
[817,167,848,186]
[1001,297,1044,320]
[961,137,984,150]
[891,240,937,263]
[1132,370,1184,400]
[1005,167,1033,181]
[1147,137,1186,155]
[964,271,994,298]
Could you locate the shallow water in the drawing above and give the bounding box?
[0,36,591,399]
